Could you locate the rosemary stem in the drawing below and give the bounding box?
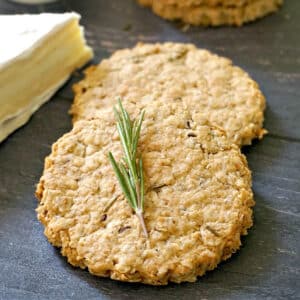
[136,209,148,238]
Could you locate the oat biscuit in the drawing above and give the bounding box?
[36,100,254,285]
[72,43,266,146]
[137,0,283,26]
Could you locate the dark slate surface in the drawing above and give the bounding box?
[0,0,299,299]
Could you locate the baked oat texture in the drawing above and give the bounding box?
[137,0,283,26]
[71,42,266,146]
[36,100,254,285]
[139,0,256,8]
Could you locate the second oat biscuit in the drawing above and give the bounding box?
[72,42,266,146]
[137,0,283,26]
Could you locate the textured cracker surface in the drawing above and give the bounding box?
[72,42,266,146]
[137,0,283,26]
[139,0,253,8]
[36,100,254,285]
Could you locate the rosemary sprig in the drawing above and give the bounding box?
[108,100,148,238]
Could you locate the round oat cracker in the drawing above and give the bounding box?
[71,42,266,146]
[137,0,283,26]
[37,100,254,285]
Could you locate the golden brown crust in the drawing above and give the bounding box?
[71,42,266,146]
[139,0,251,8]
[137,0,283,26]
[37,100,254,285]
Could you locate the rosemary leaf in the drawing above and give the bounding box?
[108,152,132,205]
[119,163,137,209]
[139,157,144,208]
